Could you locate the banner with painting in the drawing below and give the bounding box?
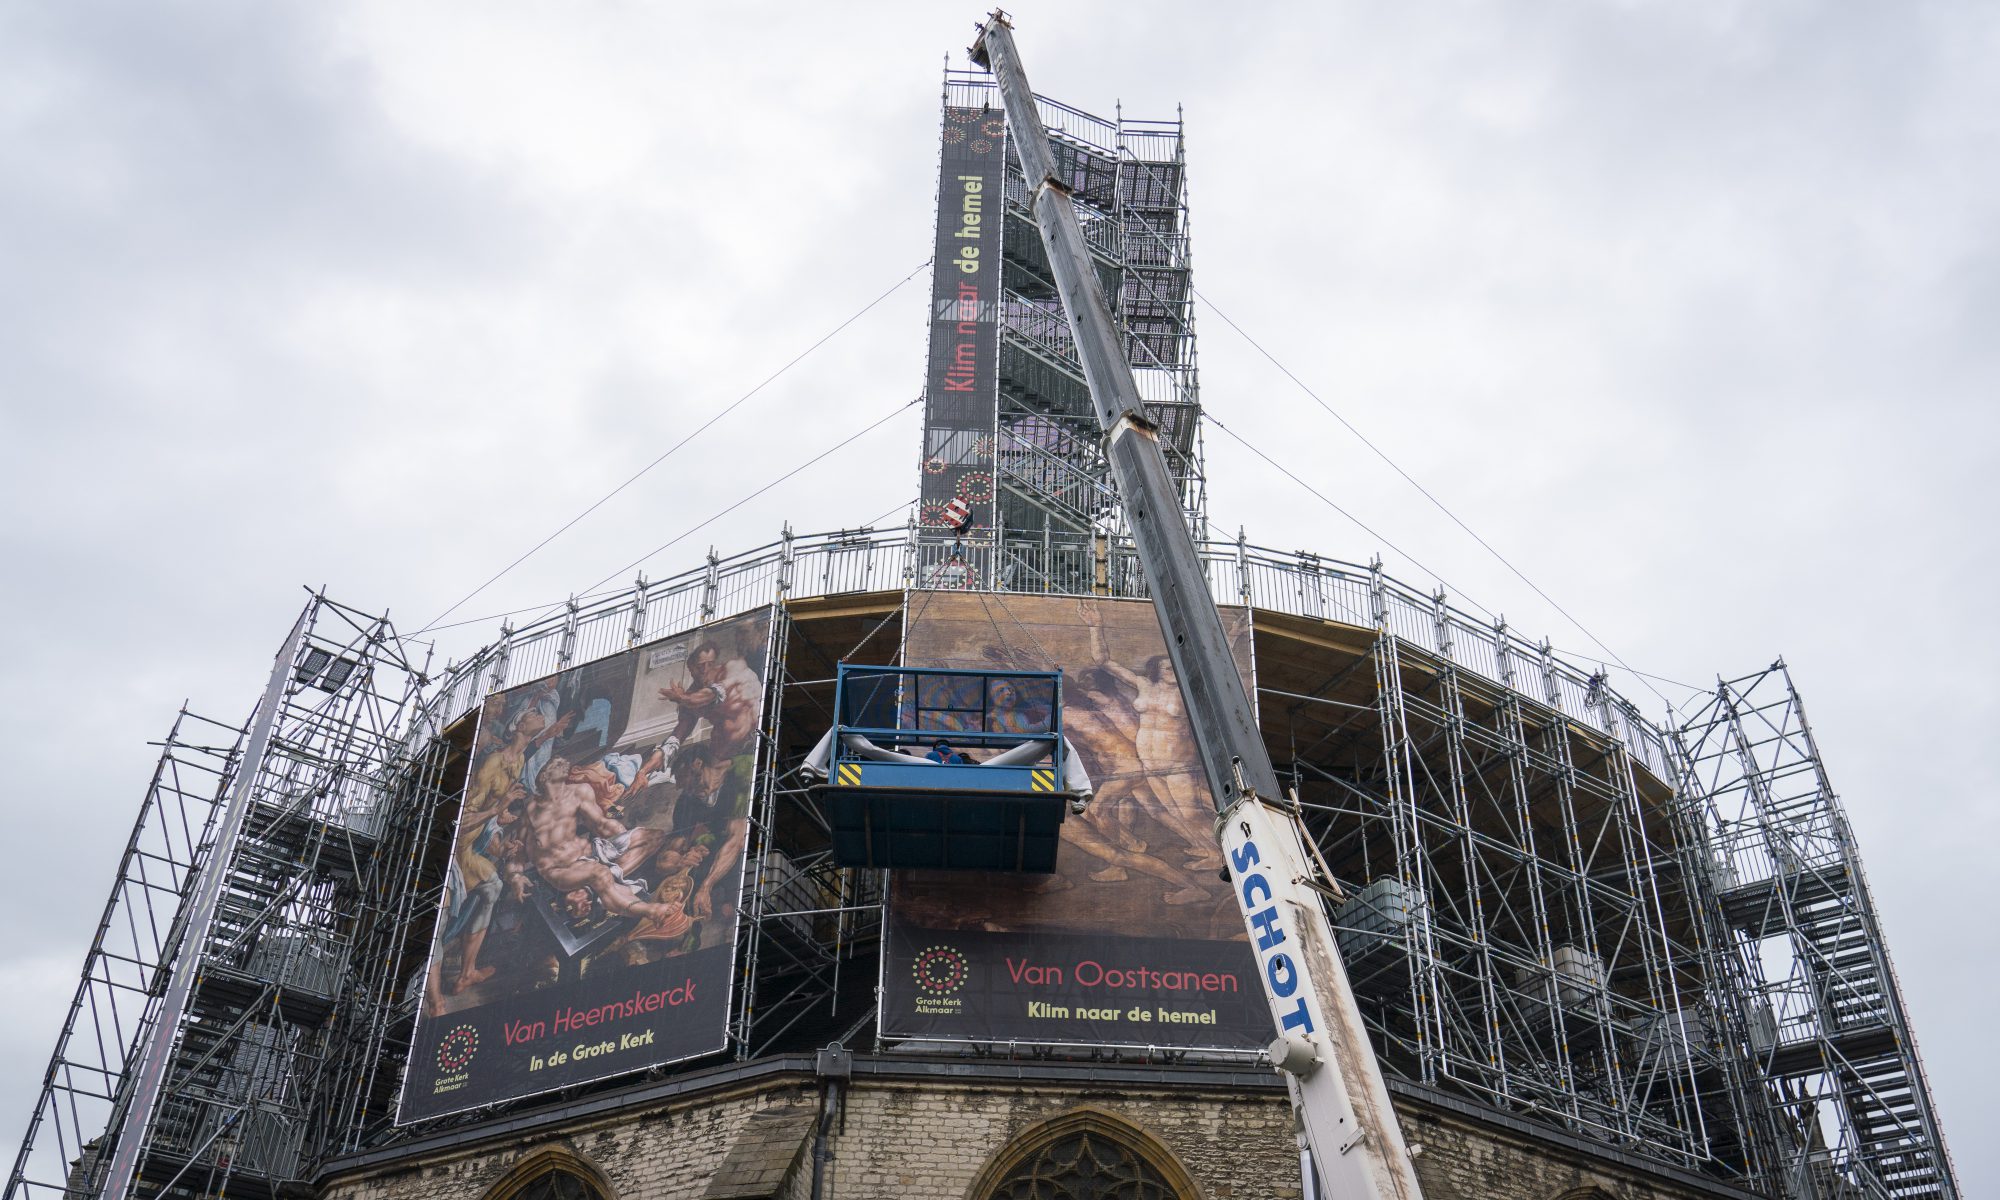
[399,609,771,1121]
[881,594,1264,1051]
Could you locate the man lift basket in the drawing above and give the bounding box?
[802,664,1091,872]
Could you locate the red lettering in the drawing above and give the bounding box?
[545,980,698,1035]
[1065,962,1242,993]
[1007,957,1063,986]
[503,1019,544,1046]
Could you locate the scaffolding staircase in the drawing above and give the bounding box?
[995,421,1117,531]
[986,84,1202,548]
[996,134,1198,449]
[5,596,439,1200]
[1678,664,1957,1200]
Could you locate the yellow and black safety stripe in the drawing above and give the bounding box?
[836,762,864,787]
[1030,768,1055,792]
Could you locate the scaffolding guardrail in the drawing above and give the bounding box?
[405,526,1674,784]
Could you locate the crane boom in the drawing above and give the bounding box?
[970,14,1425,1198]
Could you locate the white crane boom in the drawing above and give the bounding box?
[970,14,1426,1198]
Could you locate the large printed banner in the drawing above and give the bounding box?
[917,105,1006,543]
[883,595,1265,1050]
[399,609,772,1122]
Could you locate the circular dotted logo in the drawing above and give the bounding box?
[942,125,966,144]
[955,470,994,503]
[437,1024,479,1072]
[981,120,1005,139]
[912,945,969,995]
[970,139,994,154]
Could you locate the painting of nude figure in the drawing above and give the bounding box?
[400,608,770,1122]
[882,593,1265,1051]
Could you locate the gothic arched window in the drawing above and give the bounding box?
[480,1147,616,1200]
[508,1170,605,1200]
[970,1108,1199,1200]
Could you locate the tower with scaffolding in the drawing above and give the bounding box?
[916,68,1202,593]
[6,54,1958,1200]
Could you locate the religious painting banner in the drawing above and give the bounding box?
[882,594,1264,1051]
[399,608,772,1121]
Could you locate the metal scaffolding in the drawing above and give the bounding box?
[923,71,1204,590]
[5,710,240,1200]
[730,592,890,1063]
[6,595,445,1200]
[1249,588,1711,1165]
[4,530,1960,1200]
[1674,664,1957,1199]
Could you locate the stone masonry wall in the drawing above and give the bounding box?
[320,1083,815,1200]
[319,1071,1752,1200]
[1398,1102,1721,1200]
[819,1081,1295,1199]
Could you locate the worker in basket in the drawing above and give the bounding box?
[925,738,971,765]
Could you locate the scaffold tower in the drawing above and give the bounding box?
[5,596,448,1200]
[916,70,1203,592]
[1674,664,1957,1199]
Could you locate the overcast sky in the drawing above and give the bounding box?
[3,0,1994,1190]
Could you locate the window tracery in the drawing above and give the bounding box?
[971,1107,1197,1200]
[984,1129,1181,1199]
[479,1146,616,1200]
[507,1169,606,1200]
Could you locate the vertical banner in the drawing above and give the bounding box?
[917,105,1006,554]
[882,595,1264,1050]
[399,609,772,1122]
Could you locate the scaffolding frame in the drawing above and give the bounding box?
[1674,665,1957,1199]
[5,710,241,1200]
[928,72,1205,586]
[7,595,445,1200]
[7,528,1959,1200]
[1247,601,1710,1165]
[729,596,882,1062]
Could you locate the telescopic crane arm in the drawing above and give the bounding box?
[970,14,1426,1199]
